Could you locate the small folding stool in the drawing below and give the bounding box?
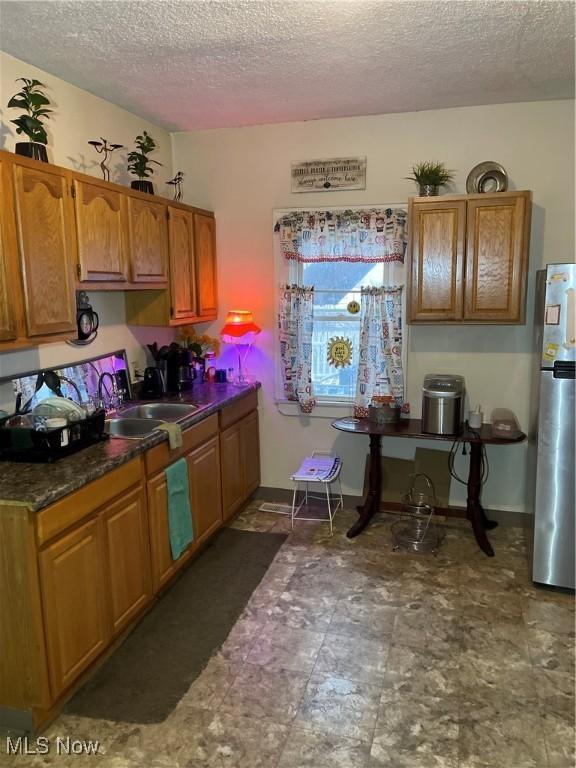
[290,451,344,534]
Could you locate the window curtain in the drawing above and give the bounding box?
[278,285,316,413]
[274,208,407,263]
[354,286,406,418]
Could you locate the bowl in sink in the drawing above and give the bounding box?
[104,418,165,439]
[119,403,201,422]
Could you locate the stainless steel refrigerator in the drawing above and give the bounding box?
[530,263,575,589]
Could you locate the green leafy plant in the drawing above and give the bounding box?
[405,161,454,187]
[127,131,162,179]
[7,78,52,144]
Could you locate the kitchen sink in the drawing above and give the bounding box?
[119,403,202,422]
[104,418,165,439]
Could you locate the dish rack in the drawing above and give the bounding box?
[0,409,107,463]
[392,473,444,553]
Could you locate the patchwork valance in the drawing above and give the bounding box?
[274,208,407,264]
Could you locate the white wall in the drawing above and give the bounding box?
[172,100,575,512]
[0,52,175,391]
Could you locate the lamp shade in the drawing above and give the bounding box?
[220,310,261,339]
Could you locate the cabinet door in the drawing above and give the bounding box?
[128,196,168,283]
[103,486,152,635]
[39,517,110,698]
[193,213,217,319]
[147,470,195,593]
[12,163,77,336]
[187,435,222,544]
[464,194,529,323]
[220,423,244,520]
[0,156,19,342]
[408,200,466,322]
[147,472,178,593]
[241,410,261,497]
[168,206,197,320]
[73,178,128,282]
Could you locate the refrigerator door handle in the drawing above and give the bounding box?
[553,360,576,379]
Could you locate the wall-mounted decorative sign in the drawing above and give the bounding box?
[291,157,366,193]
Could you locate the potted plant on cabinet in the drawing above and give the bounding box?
[7,78,52,162]
[127,131,162,194]
[406,161,454,196]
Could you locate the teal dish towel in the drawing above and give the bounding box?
[165,458,194,560]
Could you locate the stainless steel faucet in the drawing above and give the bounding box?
[97,372,118,412]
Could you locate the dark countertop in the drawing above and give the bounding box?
[0,382,260,512]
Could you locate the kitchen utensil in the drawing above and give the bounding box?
[43,370,64,397]
[33,397,87,420]
[147,343,160,362]
[166,347,193,393]
[466,161,508,194]
[141,367,166,399]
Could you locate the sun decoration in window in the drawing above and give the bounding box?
[327,336,353,368]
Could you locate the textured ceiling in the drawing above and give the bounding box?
[0,0,574,131]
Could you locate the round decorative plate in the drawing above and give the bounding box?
[466,161,508,194]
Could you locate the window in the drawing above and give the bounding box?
[274,205,408,406]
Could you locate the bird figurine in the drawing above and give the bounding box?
[88,138,124,182]
[166,171,184,202]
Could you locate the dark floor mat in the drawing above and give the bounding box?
[65,527,286,724]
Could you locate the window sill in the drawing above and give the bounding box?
[276,400,354,418]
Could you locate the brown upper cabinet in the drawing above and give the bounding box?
[0,156,20,342]
[194,213,218,320]
[408,191,531,324]
[169,206,198,320]
[127,195,168,283]
[0,149,217,349]
[12,161,77,337]
[73,177,129,282]
[124,206,217,327]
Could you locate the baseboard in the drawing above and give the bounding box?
[256,486,530,528]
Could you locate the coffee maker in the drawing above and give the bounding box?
[165,347,193,393]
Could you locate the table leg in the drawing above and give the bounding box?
[467,442,496,556]
[347,433,381,538]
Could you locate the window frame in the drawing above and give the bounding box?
[273,205,410,414]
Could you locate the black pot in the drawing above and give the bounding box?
[15,142,48,163]
[131,179,154,195]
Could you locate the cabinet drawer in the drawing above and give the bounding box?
[145,413,218,476]
[219,392,258,429]
[36,458,143,546]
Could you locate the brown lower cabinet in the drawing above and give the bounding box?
[103,486,151,635]
[147,422,222,593]
[39,516,110,699]
[38,476,151,700]
[0,393,259,730]
[220,395,261,520]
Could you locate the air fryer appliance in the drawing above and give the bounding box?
[141,367,165,399]
[166,347,193,393]
[529,264,575,589]
[422,374,465,436]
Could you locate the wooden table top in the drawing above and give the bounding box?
[331,417,526,446]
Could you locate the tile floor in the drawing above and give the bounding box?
[2,502,574,768]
